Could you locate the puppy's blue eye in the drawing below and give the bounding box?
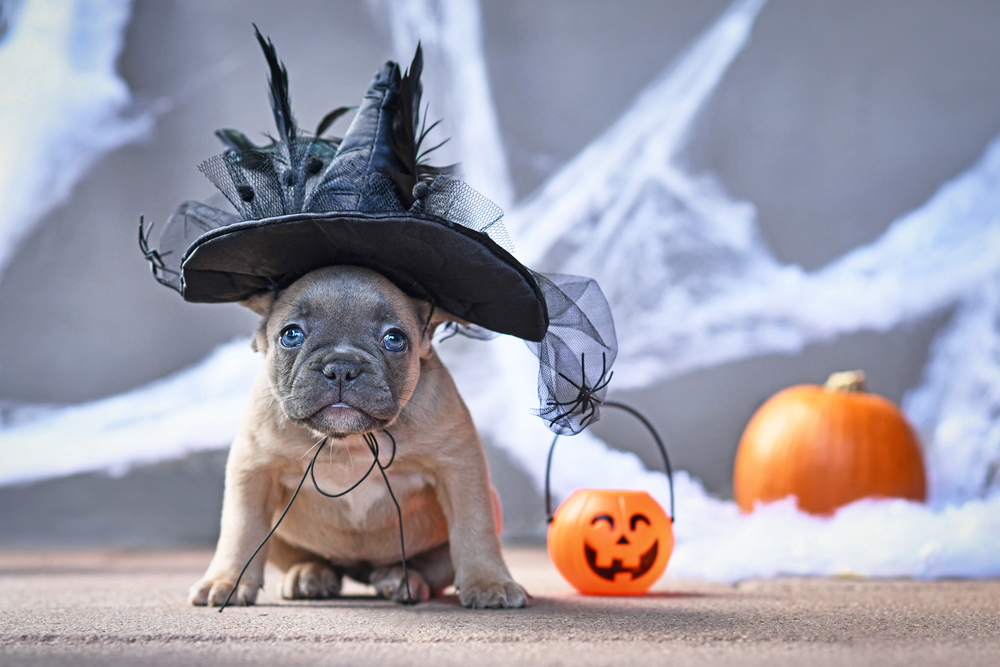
[382,330,407,352]
[279,325,304,348]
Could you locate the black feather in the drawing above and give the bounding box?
[388,45,423,205]
[253,25,296,146]
[386,44,456,207]
[215,129,262,153]
[315,106,355,137]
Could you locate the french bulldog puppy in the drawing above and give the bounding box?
[188,265,527,609]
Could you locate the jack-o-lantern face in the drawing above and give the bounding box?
[584,509,659,582]
[547,489,673,595]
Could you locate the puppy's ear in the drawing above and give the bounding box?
[239,290,276,353]
[249,319,269,353]
[413,300,467,359]
[239,290,276,318]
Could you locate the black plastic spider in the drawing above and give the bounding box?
[540,351,613,432]
[138,217,181,292]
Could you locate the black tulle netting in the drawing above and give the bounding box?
[140,37,619,436]
[411,176,513,254]
[529,273,618,435]
[141,200,239,293]
[199,146,514,253]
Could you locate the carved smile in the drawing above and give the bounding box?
[584,540,659,581]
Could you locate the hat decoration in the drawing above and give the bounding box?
[140,28,617,435]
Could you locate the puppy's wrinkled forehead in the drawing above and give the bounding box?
[273,266,417,329]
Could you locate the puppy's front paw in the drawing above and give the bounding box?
[281,561,342,600]
[188,575,259,607]
[370,566,431,604]
[458,579,529,609]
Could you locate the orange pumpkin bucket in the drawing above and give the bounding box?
[545,402,675,595]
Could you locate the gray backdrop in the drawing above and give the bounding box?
[2,0,999,545]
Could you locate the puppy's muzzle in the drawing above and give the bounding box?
[308,352,374,404]
[321,358,363,386]
[281,349,398,435]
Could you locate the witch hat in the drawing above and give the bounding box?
[141,28,617,435]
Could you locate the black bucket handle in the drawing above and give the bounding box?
[544,401,675,523]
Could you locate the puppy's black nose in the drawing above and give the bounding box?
[322,360,362,383]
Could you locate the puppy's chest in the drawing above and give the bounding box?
[285,455,432,528]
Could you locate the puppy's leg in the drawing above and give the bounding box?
[370,565,431,603]
[369,543,453,603]
[188,434,281,607]
[410,542,455,596]
[269,535,342,600]
[434,429,528,609]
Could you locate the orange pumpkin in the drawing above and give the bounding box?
[547,489,673,595]
[733,370,927,515]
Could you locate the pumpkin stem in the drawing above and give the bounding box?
[824,370,866,392]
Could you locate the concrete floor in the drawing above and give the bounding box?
[2,548,998,666]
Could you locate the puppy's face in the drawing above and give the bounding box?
[248,266,434,438]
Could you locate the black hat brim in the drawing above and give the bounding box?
[179,210,548,342]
